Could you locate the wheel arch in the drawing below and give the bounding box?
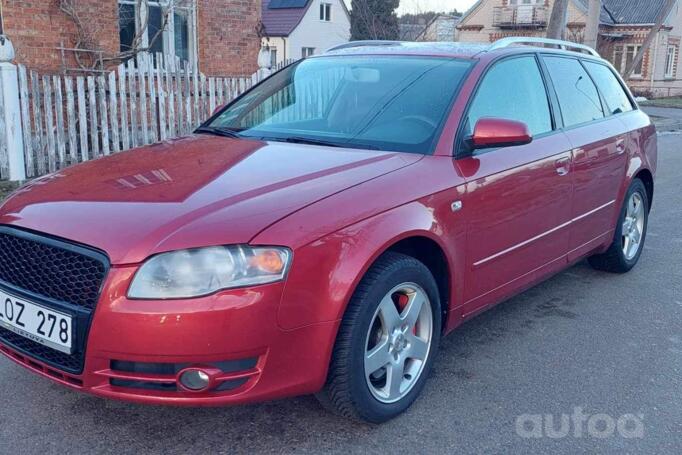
[633,168,654,210]
[382,236,451,334]
[276,200,463,332]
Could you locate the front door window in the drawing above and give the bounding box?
[466,56,553,137]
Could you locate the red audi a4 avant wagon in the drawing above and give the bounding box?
[0,38,656,422]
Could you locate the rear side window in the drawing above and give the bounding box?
[583,61,634,115]
[543,56,604,127]
[466,56,552,136]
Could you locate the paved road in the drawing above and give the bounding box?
[642,106,682,120]
[642,107,682,133]
[0,136,680,454]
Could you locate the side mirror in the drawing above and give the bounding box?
[212,104,227,116]
[469,118,532,150]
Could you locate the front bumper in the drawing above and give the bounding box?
[0,266,339,406]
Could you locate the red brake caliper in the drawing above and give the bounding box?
[396,293,417,335]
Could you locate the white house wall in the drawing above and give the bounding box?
[656,2,682,96]
[631,2,682,97]
[262,37,287,64]
[287,0,350,59]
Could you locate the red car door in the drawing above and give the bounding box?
[542,56,629,262]
[455,55,573,317]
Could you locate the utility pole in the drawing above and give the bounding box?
[547,0,569,40]
[624,0,677,78]
[584,0,601,50]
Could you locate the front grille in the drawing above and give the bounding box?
[0,226,109,374]
[0,231,107,310]
[0,328,83,372]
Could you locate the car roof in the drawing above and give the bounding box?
[321,40,605,62]
[323,41,490,59]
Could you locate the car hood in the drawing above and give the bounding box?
[0,135,421,264]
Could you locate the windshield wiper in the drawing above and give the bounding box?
[278,136,380,150]
[195,126,242,139]
[283,137,343,148]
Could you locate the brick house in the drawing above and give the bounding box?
[0,0,261,76]
[456,0,682,97]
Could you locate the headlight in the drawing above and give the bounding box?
[128,245,291,299]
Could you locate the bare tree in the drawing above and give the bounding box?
[546,0,569,40]
[350,0,400,41]
[584,0,601,50]
[623,0,677,79]
[397,0,431,41]
[59,0,184,72]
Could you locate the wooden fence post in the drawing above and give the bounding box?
[0,36,26,181]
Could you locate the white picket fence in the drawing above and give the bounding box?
[1,53,296,180]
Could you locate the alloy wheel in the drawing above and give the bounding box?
[364,283,433,404]
[622,192,645,261]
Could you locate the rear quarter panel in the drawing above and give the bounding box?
[618,110,657,210]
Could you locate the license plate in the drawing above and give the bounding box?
[0,288,73,354]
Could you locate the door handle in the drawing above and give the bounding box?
[555,157,570,176]
[615,137,627,155]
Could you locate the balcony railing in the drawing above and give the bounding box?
[492,6,548,28]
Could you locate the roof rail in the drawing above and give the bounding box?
[326,40,402,52]
[489,37,600,57]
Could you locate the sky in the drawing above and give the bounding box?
[396,0,478,15]
[343,1,479,16]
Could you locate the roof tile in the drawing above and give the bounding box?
[602,0,670,24]
[576,0,671,25]
[262,0,312,37]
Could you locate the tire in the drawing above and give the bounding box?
[317,252,442,423]
[588,179,649,273]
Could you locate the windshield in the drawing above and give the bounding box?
[206,56,473,154]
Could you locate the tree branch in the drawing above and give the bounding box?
[59,0,181,71]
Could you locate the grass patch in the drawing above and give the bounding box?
[639,97,682,109]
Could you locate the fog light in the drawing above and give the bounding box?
[179,369,210,391]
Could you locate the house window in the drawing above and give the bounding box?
[0,1,4,34]
[118,0,196,65]
[320,3,332,21]
[665,45,678,78]
[270,48,278,68]
[625,45,644,77]
[613,45,644,77]
[173,7,191,62]
[302,47,315,58]
[147,3,165,55]
[119,2,137,53]
[613,45,624,72]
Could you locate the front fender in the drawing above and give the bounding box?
[270,200,464,331]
